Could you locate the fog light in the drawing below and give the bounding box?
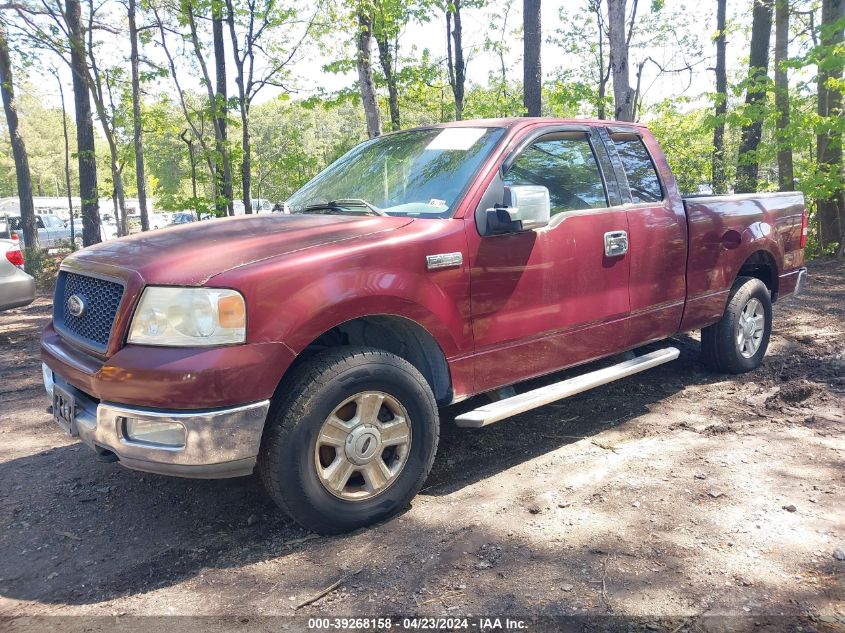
[124,418,186,447]
[42,363,54,397]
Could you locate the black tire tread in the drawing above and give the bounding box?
[258,346,439,533]
[700,276,771,374]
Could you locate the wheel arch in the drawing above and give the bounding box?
[278,314,453,406]
[735,249,780,297]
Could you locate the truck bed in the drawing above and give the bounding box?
[680,191,806,331]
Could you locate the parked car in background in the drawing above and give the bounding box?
[111,213,173,235]
[0,217,15,241]
[230,199,273,215]
[170,212,197,225]
[152,212,172,228]
[100,217,118,241]
[1,214,81,250]
[129,213,172,232]
[40,118,807,535]
[0,239,35,311]
[252,199,273,213]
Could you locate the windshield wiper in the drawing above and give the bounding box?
[300,199,387,217]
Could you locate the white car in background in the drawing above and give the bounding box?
[252,198,273,213]
[231,199,272,215]
[152,212,173,228]
[1,214,82,250]
[0,239,35,311]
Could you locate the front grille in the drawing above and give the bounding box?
[55,271,125,352]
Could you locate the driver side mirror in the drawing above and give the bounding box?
[485,185,551,234]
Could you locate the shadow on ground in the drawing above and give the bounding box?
[1,261,842,614]
[0,336,712,606]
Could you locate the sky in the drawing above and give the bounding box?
[254,0,750,110]
[16,0,759,122]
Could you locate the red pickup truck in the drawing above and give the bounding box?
[41,118,807,534]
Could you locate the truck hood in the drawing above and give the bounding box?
[65,214,414,285]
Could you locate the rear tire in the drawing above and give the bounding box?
[258,347,439,534]
[701,276,772,374]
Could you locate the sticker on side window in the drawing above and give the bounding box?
[426,127,487,151]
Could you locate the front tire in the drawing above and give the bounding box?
[701,276,772,374]
[258,347,439,534]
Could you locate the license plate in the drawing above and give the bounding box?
[53,385,78,437]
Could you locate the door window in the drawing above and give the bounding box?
[503,135,608,215]
[612,136,663,203]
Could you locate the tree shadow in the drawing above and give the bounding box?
[0,336,716,608]
[425,334,718,496]
[2,258,839,610]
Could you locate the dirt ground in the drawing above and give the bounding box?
[0,259,843,631]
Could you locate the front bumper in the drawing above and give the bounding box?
[44,366,270,478]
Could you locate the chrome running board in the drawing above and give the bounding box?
[454,347,680,428]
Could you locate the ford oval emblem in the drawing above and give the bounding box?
[67,294,86,318]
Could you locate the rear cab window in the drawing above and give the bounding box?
[611,134,664,204]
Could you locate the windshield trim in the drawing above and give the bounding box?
[287,126,509,220]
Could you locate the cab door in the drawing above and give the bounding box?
[466,127,631,393]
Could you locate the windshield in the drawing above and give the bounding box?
[287,127,505,218]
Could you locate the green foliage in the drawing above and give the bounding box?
[2,87,79,198]
[249,97,367,201]
[646,100,714,195]
[23,246,44,282]
[0,0,841,258]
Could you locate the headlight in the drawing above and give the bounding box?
[128,287,246,346]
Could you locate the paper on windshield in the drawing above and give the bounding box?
[425,127,487,151]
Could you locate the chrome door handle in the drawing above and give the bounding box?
[604,230,629,257]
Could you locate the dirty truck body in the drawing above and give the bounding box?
[41,118,807,533]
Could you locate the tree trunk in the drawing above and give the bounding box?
[84,0,128,237]
[224,0,252,214]
[56,72,75,248]
[375,34,400,131]
[240,102,251,212]
[0,20,38,252]
[712,0,728,194]
[735,0,774,194]
[593,0,609,120]
[212,6,234,216]
[128,0,149,230]
[445,1,466,121]
[356,10,381,138]
[607,0,635,121]
[183,3,227,215]
[66,0,100,246]
[774,0,794,191]
[817,0,845,252]
[180,130,198,202]
[523,0,542,116]
[111,159,127,236]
